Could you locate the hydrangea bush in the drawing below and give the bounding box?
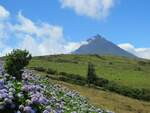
[0,65,114,113]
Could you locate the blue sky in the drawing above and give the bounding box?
[0,0,150,59]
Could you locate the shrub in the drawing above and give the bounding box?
[32,67,46,72]
[94,77,109,87]
[134,66,142,71]
[4,49,32,80]
[87,62,97,85]
[104,81,150,101]
[59,72,85,81]
[140,89,150,101]
[59,72,68,76]
[138,61,147,65]
[46,68,58,75]
[58,72,86,85]
[58,75,86,85]
[108,62,113,65]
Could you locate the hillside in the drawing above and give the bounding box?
[30,71,150,113]
[1,53,150,113]
[29,54,150,89]
[0,51,116,113]
[72,35,136,58]
[0,68,111,113]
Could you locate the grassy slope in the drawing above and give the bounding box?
[35,71,150,113]
[29,54,150,89]
[56,81,150,113]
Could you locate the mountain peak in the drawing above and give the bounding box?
[87,34,105,43]
[93,34,102,39]
[73,34,136,58]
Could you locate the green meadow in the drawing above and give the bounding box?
[28,54,150,90]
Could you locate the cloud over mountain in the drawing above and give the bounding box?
[118,43,150,59]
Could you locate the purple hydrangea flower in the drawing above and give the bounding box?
[24,106,35,113]
[31,96,39,104]
[43,110,49,113]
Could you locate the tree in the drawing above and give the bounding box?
[87,62,97,86]
[4,49,32,80]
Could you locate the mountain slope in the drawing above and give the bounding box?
[73,35,136,58]
[29,55,150,113]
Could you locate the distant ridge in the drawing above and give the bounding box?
[72,35,136,58]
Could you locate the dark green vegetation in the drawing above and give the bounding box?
[28,54,150,101]
[87,62,97,85]
[4,49,32,80]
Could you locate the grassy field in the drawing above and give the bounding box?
[35,71,150,113]
[29,54,150,89]
[56,81,150,113]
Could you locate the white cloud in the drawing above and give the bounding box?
[118,43,150,59]
[64,41,88,53]
[13,13,66,56]
[0,5,12,56]
[14,12,63,39]
[60,0,115,19]
[0,5,81,56]
[20,35,41,56]
[14,12,37,35]
[0,5,10,19]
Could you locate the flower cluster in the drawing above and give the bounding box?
[0,64,114,113]
[0,69,51,113]
[0,73,17,112]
